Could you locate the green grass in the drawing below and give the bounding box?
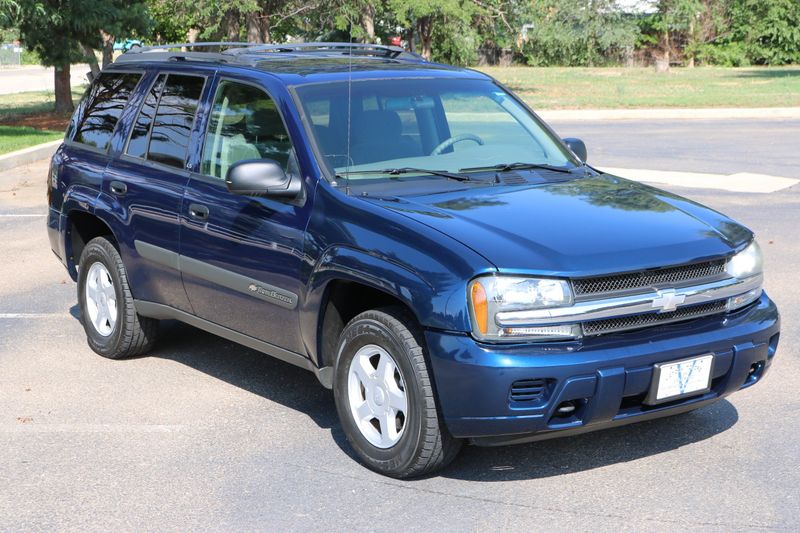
[478,66,800,109]
[0,125,62,155]
[0,87,85,117]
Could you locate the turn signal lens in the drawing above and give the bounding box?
[468,275,577,343]
[471,281,488,334]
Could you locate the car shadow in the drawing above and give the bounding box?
[440,400,738,482]
[146,320,341,433]
[114,319,739,481]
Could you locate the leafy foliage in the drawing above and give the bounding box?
[727,0,800,65]
[520,1,640,67]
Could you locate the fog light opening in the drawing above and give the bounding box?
[555,400,577,417]
[745,361,765,386]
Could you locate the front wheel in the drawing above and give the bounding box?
[333,307,461,478]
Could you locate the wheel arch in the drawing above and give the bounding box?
[302,246,443,385]
[64,208,117,280]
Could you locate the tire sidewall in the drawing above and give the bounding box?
[333,316,425,474]
[77,241,125,357]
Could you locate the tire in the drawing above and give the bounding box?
[77,236,158,359]
[333,306,461,478]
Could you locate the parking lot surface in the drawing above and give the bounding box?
[1,120,798,531]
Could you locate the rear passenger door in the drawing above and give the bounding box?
[59,71,143,242]
[179,78,310,354]
[102,71,209,313]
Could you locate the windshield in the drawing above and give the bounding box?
[294,78,577,181]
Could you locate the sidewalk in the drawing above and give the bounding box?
[0,64,90,95]
[538,107,800,121]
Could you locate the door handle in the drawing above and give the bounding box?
[188,203,209,220]
[109,181,127,195]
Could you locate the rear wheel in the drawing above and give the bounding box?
[77,236,158,359]
[333,307,461,478]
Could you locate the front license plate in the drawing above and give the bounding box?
[645,354,714,405]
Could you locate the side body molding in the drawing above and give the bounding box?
[133,240,299,309]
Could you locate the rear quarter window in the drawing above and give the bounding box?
[73,73,142,151]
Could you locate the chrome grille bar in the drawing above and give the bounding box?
[495,274,762,327]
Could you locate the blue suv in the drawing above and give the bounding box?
[47,43,780,478]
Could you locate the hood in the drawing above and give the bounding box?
[363,174,752,277]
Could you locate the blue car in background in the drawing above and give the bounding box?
[113,39,142,52]
[46,43,780,478]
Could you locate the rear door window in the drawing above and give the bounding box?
[73,72,142,151]
[125,74,166,159]
[146,75,205,168]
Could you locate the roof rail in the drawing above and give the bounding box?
[227,42,421,60]
[114,41,426,65]
[124,42,254,54]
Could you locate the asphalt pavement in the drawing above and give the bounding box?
[0,119,798,531]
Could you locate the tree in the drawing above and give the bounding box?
[651,0,704,69]
[8,1,149,113]
[728,0,800,65]
[521,0,640,67]
[147,0,323,45]
[387,0,478,61]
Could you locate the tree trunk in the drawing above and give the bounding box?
[687,17,696,68]
[408,23,415,53]
[224,10,241,42]
[54,64,74,114]
[361,4,376,43]
[246,12,267,43]
[655,29,671,73]
[101,31,114,68]
[82,44,100,79]
[417,16,432,61]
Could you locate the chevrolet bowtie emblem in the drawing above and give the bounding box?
[651,288,686,313]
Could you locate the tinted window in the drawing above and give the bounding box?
[74,73,141,150]
[126,74,165,159]
[201,81,295,179]
[147,75,205,169]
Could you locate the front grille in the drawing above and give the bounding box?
[510,378,548,402]
[582,300,727,336]
[572,259,726,298]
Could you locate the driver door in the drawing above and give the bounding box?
[179,78,310,354]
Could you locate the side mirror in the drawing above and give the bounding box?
[562,137,587,163]
[225,159,301,198]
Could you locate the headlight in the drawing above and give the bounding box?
[468,276,579,342]
[726,240,763,279]
[726,240,764,310]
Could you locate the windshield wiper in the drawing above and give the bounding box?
[459,162,576,175]
[336,167,471,182]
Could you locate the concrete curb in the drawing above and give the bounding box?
[538,107,800,121]
[0,140,61,172]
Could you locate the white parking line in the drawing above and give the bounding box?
[0,213,47,217]
[0,423,184,434]
[600,167,799,193]
[0,313,68,319]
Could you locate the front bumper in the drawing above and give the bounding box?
[425,292,779,446]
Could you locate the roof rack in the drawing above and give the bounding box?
[115,41,425,65]
[124,42,254,53]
